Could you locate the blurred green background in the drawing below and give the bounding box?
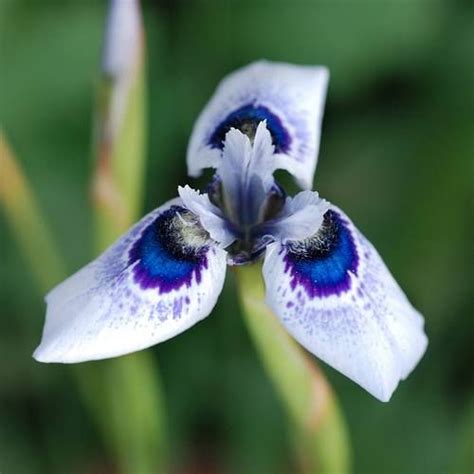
[1,0,473,473]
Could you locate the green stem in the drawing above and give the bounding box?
[75,355,166,474]
[91,66,146,247]
[234,263,351,473]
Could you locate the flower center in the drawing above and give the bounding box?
[208,177,286,264]
[183,122,328,265]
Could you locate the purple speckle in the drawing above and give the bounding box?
[173,297,184,320]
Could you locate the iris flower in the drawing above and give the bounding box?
[34,61,428,402]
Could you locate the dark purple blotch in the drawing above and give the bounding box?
[283,210,359,298]
[209,103,291,153]
[129,206,209,294]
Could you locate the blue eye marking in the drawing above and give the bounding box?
[209,103,291,153]
[283,210,359,298]
[129,206,209,293]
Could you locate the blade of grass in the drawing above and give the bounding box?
[0,132,65,292]
[234,263,351,473]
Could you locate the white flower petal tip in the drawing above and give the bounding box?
[33,199,227,363]
[262,190,331,243]
[263,205,428,402]
[187,60,329,189]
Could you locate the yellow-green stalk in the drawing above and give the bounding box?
[235,264,351,473]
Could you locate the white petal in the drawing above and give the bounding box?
[187,60,329,189]
[218,122,276,226]
[262,190,330,242]
[262,205,428,402]
[246,120,277,192]
[178,185,236,248]
[34,199,227,363]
